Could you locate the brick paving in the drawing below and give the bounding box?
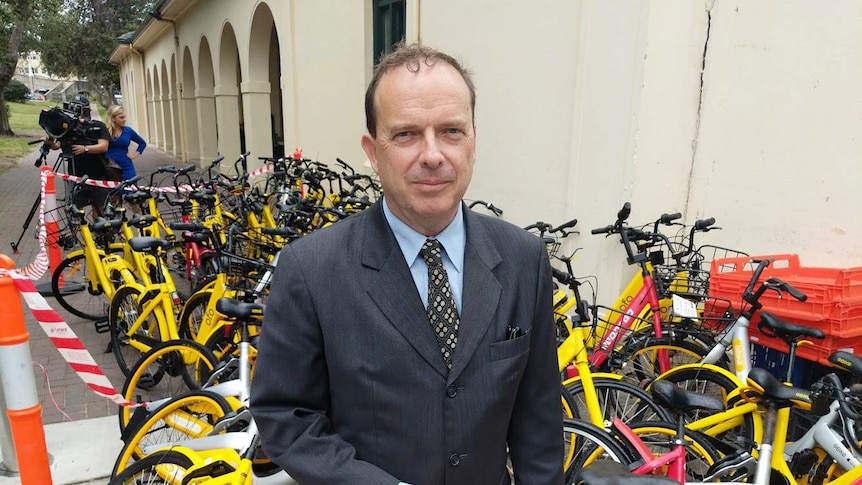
[0,132,183,426]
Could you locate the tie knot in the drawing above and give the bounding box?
[420,239,443,266]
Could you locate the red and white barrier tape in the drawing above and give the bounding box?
[0,268,138,407]
[20,169,50,280]
[57,163,276,193]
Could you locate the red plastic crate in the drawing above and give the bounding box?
[709,254,862,337]
[711,254,862,303]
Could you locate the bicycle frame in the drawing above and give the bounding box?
[121,286,182,353]
[590,265,670,372]
[75,220,141,299]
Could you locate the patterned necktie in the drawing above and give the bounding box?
[420,239,460,369]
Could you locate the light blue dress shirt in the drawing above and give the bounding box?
[382,197,465,313]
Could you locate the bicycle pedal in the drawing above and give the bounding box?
[704,450,756,481]
[93,319,110,334]
[789,449,819,479]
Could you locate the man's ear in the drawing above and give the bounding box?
[361,133,379,173]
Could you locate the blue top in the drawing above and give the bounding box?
[383,197,466,313]
[106,126,147,180]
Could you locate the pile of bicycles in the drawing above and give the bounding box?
[540,202,862,485]
[53,158,862,485]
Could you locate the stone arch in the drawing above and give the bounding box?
[196,37,218,163]
[182,45,200,161]
[160,59,174,153]
[242,2,282,170]
[216,22,242,161]
[146,68,159,147]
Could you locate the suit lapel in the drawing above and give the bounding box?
[448,209,502,382]
[363,202,448,378]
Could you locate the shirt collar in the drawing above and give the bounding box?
[382,197,465,273]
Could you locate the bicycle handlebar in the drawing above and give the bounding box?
[468,200,504,217]
[550,218,578,233]
[694,217,716,231]
[814,374,862,423]
[659,212,682,224]
[764,277,807,301]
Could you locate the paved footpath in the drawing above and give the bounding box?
[0,141,183,426]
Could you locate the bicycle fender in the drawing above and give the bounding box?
[650,363,744,390]
[561,372,623,389]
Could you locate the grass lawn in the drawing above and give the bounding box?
[0,100,57,172]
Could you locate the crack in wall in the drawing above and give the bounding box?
[684,0,714,218]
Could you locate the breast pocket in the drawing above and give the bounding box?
[489,332,531,362]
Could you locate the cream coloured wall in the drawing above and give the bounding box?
[688,1,862,268]
[112,0,862,302]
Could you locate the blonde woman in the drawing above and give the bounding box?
[105,105,147,179]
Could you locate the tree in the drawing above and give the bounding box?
[39,0,150,108]
[0,0,35,135]
[3,78,29,101]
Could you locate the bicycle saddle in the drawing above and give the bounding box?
[128,236,172,253]
[747,367,810,403]
[216,298,265,321]
[123,190,152,204]
[181,231,210,244]
[128,214,157,229]
[828,351,862,379]
[91,217,123,233]
[758,312,825,343]
[650,379,724,412]
[576,461,678,485]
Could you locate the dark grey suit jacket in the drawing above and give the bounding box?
[250,201,563,485]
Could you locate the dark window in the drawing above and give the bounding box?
[373,0,406,65]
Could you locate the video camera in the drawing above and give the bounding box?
[37,107,103,156]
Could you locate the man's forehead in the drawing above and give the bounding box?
[376,62,469,102]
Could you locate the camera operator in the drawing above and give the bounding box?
[41,95,111,214]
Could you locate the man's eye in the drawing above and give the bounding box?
[445,128,464,135]
[393,131,412,140]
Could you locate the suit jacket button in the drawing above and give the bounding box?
[449,453,461,466]
[446,385,458,398]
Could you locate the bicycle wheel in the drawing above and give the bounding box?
[108,448,196,484]
[110,285,163,377]
[51,252,105,321]
[626,420,722,482]
[119,339,220,433]
[653,367,756,451]
[565,377,671,426]
[112,390,235,476]
[177,289,210,341]
[614,336,718,387]
[563,418,635,484]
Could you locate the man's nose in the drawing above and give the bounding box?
[420,132,445,167]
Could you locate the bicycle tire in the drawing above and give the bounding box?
[118,339,219,433]
[51,252,105,321]
[563,418,635,484]
[108,448,196,484]
[565,377,671,426]
[614,336,720,387]
[110,285,162,377]
[177,289,211,340]
[626,420,722,482]
[112,389,235,476]
[653,367,756,451]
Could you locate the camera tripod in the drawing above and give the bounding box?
[10,143,73,254]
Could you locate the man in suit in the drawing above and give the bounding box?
[250,43,563,485]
